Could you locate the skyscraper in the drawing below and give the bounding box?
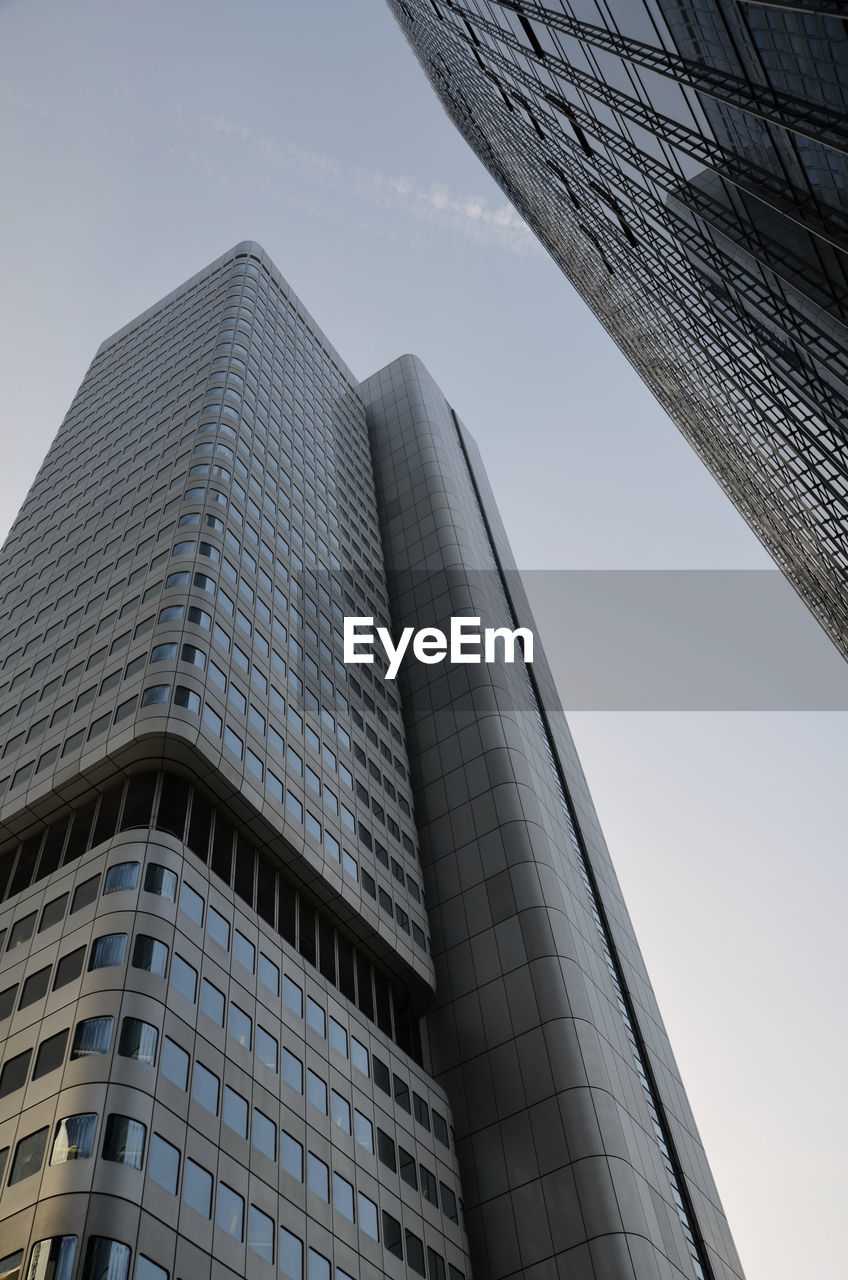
[0,244,743,1280]
[388,0,848,661]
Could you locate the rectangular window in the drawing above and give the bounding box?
[306,1152,329,1201]
[228,1002,252,1050]
[9,1126,48,1185]
[248,1204,274,1263]
[223,1085,248,1138]
[183,1157,213,1218]
[170,954,197,1003]
[149,1133,180,1194]
[253,1109,276,1161]
[306,1068,327,1115]
[279,1228,302,1280]
[160,1036,189,1090]
[192,1061,220,1115]
[280,1130,303,1181]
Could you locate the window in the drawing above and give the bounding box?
[440,1182,459,1223]
[102,1114,146,1169]
[333,1172,354,1222]
[306,1069,327,1115]
[38,893,68,933]
[307,1251,330,1280]
[330,1090,351,1135]
[136,1258,169,1280]
[50,1113,97,1164]
[144,863,177,900]
[280,1130,303,1181]
[393,1075,410,1112]
[306,1152,329,1201]
[0,1250,23,1280]
[71,1016,113,1059]
[7,912,36,951]
[81,1239,130,1280]
[279,1228,302,1280]
[70,875,99,914]
[217,1183,244,1241]
[179,882,204,926]
[9,1126,48,1185]
[228,1002,252,1050]
[192,1062,220,1115]
[200,978,225,1025]
[0,984,15,1022]
[258,953,279,995]
[427,1251,447,1280]
[53,947,84,990]
[149,1133,180,1194]
[406,1231,426,1276]
[283,976,303,1017]
[399,1146,417,1190]
[104,862,139,894]
[21,1239,77,1280]
[420,1164,438,1205]
[253,1109,276,1161]
[353,1109,373,1154]
[377,1128,396,1172]
[160,1036,189,1090]
[358,1192,379,1241]
[413,1092,430,1129]
[33,1029,68,1080]
[233,929,255,972]
[383,1212,403,1260]
[89,933,127,971]
[170,954,197,1003]
[207,905,230,950]
[18,966,50,1010]
[373,1057,390,1094]
[132,935,168,977]
[305,997,326,1037]
[141,684,170,707]
[183,1157,213,1217]
[223,1085,248,1138]
[329,1017,347,1058]
[433,1110,450,1147]
[256,1025,278,1071]
[248,1205,274,1263]
[351,1036,369,1077]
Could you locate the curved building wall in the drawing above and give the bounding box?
[363,354,744,1280]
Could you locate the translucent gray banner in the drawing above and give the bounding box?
[519,569,848,710]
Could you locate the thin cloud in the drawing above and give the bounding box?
[194,109,539,256]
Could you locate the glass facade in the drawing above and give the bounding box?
[390,0,848,659]
[0,242,742,1279]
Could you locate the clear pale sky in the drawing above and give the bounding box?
[1,3,845,1277]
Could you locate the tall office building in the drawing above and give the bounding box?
[0,244,743,1280]
[389,0,848,660]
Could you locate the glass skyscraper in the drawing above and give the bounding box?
[0,244,743,1280]
[389,0,848,659]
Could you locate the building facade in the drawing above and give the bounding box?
[0,244,743,1280]
[389,0,848,660]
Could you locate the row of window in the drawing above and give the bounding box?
[0,1237,165,1280]
[1,536,420,902]
[1,844,450,1156]
[0,771,426,1059]
[1,1102,465,1279]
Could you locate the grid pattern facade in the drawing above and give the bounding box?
[388,0,848,658]
[0,244,742,1280]
[0,245,469,1280]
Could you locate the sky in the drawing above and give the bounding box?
[1,3,845,1277]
